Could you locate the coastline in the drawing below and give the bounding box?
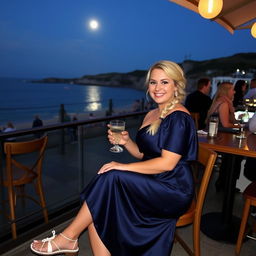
[0,78,147,130]
[13,106,137,130]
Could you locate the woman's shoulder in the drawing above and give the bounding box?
[218,101,229,110]
[211,99,228,111]
[144,108,158,120]
[161,110,196,134]
[163,111,192,124]
[165,105,190,118]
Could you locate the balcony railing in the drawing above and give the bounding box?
[0,111,147,254]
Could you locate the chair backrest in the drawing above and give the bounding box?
[194,145,217,223]
[177,144,217,226]
[190,112,200,130]
[175,144,217,256]
[4,136,48,186]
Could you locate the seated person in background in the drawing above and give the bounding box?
[185,77,212,130]
[244,78,256,100]
[243,115,256,216]
[3,122,16,141]
[249,112,256,133]
[243,113,256,183]
[207,82,239,128]
[233,80,247,108]
[32,115,43,128]
[32,115,44,138]
[207,82,242,191]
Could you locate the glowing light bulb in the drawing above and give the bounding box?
[198,0,223,19]
[251,22,256,38]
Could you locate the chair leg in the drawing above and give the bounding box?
[252,216,256,233]
[175,231,194,256]
[36,179,48,223]
[8,186,17,239]
[235,199,251,256]
[193,219,200,256]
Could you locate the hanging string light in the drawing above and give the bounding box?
[251,22,256,38]
[198,0,223,19]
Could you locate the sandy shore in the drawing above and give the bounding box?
[13,106,135,130]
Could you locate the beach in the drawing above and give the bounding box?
[0,77,146,130]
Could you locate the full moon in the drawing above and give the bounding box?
[89,19,99,30]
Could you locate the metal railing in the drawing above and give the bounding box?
[0,111,147,253]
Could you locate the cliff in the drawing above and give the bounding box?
[33,52,256,91]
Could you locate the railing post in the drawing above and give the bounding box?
[107,99,113,116]
[0,140,5,205]
[78,125,85,190]
[59,104,65,123]
[59,104,65,154]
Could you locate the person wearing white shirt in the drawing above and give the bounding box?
[243,113,256,181]
[3,122,16,141]
[244,112,256,216]
[244,78,256,100]
[249,112,256,133]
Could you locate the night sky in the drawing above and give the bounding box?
[0,0,255,79]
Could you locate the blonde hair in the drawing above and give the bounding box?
[207,82,233,120]
[145,60,186,135]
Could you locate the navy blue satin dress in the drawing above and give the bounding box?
[81,111,198,256]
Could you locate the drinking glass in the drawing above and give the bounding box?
[236,119,246,139]
[109,120,125,153]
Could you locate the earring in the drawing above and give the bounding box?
[174,90,178,97]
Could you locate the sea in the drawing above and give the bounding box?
[0,77,146,128]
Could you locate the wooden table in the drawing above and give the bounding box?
[198,130,256,243]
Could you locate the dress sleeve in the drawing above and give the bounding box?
[249,113,256,133]
[158,112,197,159]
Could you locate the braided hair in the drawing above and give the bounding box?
[145,60,186,135]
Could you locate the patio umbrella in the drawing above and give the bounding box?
[168,0,256,34]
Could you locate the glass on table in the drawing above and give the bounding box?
[236,120,246,139]
[208,114,219,137]
[109,120,125,153]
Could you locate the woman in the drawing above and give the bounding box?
[233,80,247,108]
[3,122,16,141]
[207,82,238,128]
[207,82,242,191]
[30,60,198,256]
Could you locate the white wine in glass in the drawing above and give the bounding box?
[109,120,125,153]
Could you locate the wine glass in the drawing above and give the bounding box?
[109,120,125,153]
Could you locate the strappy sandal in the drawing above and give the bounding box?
[30,230,79,255]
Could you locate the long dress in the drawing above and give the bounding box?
[80,111,198,256]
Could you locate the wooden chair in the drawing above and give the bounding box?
[175,144,217,256]
[190,112,200,130]
[235,181,256,255]
[2,135,48,239]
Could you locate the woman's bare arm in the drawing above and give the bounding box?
[123,136,143,159]
[98,149,181,175]
[219,102,238,128]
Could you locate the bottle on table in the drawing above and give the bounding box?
[208,113,219,137]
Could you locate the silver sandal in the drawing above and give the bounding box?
[30,230,79,255]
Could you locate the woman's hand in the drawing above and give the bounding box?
[107,124,130,145]
[98,161,127,174]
